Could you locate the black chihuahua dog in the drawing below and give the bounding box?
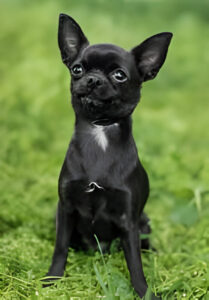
[45,14,172,299]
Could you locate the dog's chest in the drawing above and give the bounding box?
[77,123,119,153]
[74,123,121,181]
[91,125,108,151]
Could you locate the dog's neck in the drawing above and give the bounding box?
[74,116,133,152]
[74,115,133,136]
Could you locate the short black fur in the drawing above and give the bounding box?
[45,14,172,299]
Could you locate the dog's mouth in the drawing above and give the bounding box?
[79,96,119,125]
[80,96,114,107]
[76,94,135,126]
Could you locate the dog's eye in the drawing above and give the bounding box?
[112,70,127,82]
[71,64,83,77]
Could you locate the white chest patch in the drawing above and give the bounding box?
[91,125,108,151]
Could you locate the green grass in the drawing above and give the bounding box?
[0,0,209,299]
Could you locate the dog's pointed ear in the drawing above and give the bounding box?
[131,32,173,82]
[58,14,89,66]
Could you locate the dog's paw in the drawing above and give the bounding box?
[142,289,162,300]
[41,274,62,288]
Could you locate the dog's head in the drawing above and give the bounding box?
[58,14,172,125]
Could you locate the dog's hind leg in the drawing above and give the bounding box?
[139,212,151,250]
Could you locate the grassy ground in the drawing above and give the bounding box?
[0,0,209,299]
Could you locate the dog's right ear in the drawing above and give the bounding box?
[58,14,89,66]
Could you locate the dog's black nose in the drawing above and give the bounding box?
[87,76,103,88]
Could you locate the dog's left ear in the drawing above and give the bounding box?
[58,14,89,66]
[131,32,173,82]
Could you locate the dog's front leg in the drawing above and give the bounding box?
[46,201,75,278]
[121,225,147,298]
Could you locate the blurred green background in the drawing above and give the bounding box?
[0,0,209,299]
